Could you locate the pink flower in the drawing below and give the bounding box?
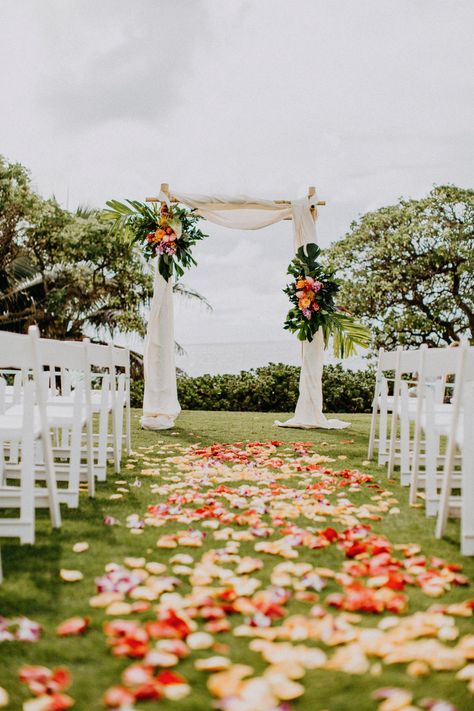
[313,281,322,292]
[302,308,312,320]
[158,241,177,256]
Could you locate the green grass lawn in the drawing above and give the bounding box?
[0,411,473,711]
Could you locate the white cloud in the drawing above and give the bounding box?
[0,0,473,345]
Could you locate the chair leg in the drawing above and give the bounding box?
[85,417,95,498]
[20,383,35,544]
[96,400,109,482]
[409,420,422,506]
[425,431,439,517]
[435,437,457,539]
[111,407,121,475]
[61,382,84,508]
[41,429,61,529]
[367,399,378,459]
[387,398,399,478]
[378,383,389,465]
[400,386,411,486]
[125,395,132,455]
[423,387,438,517]
[460,395,474,554]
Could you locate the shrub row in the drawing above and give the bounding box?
[130,362,375,413]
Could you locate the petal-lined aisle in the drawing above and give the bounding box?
[0,412,473,711]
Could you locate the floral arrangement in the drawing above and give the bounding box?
[284,243,370,357]
[104,199,208,281]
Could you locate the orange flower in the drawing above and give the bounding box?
[296,279,306,290]
[155,228,166,241]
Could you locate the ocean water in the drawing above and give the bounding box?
[176,340,368,377]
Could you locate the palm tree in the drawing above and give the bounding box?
[0,206,212,343]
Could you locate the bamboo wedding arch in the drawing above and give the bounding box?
[140,183,350,432]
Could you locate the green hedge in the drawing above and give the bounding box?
[130,363,375,413]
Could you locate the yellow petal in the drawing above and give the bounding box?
[60,568,83,582]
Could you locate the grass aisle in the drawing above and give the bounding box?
[0,411,473,711]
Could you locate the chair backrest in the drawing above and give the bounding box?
[377,347,399,371]
[420,346,461,380]
[439,346,474,457]
[83,340,112,369]
[397,347,424,375]
[112,346,130,370]
[450,346,474,410]
[0,327,55,424]
[35,336,87,372]
[463,346,474,383]
[0,331,36,370]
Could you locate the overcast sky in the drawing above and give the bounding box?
[1,0,473,346]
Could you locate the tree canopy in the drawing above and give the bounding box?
[326,185,474,349]
[0,157,154,340]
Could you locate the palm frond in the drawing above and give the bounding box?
[322,314,371,359]
[103,199,157,231]
[175,341,186,357]
[173,282,213,312]
[75,205,98,218]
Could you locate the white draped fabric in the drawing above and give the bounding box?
[140,191,350,431]
[140,269,181,430]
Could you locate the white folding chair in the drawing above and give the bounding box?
[35,337,95,506]
[83,341,128,476]
[386,347,426,484]
[368,347,399,464]
[112,345,131,457]
[409,346,461,516]
[436,346,474,555]
[0,327,61,581]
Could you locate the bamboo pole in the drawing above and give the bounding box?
[145,184,326,217]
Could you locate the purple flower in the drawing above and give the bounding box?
[302,308,312,320]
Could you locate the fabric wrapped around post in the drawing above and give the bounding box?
[140,268,181,430]
[140,190,350,430]
[274,198,350,429]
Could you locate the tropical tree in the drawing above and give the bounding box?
[0,157,210,342]
[325,185,474,349]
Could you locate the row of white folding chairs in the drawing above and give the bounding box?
[51,338,131,479]
[369,345,453,482]
[368,342,474,554]
[0,327,132,581]
[412,344,474,555]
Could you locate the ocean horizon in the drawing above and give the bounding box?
[175,339,370,377]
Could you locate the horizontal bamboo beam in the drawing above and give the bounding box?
[145,196,326,207]
[146,184,325,224]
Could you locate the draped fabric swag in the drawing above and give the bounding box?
[140,191,350,431]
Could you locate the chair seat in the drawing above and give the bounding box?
[90,390,113,411]
[47,402,88,426]
[7,401,87,427]
[0,411,42,438]
[420,408,464,447]
[49,390,112,413]
[378,395,394,409]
